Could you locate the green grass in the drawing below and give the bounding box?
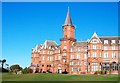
[2,73,118,81]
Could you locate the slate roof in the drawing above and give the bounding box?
[42,40,58,50]
[63,7,73,26]
[72,41,87,47]
[99,36,120,45]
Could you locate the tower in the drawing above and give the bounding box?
[60,7,76,73]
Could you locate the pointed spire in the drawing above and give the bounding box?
[64,7,73,26]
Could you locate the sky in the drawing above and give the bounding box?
[2,2,118,68]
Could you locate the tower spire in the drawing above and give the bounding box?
[64,7,73,26]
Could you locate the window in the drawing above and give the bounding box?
[93,45,96,49]
[79,62,81,66]
[77,48,80,52]
[104,52,108,58]
[50,51,53,54]
[112,46,116,50]
[88,52,90,57]
[104,40,108,44]
[119,40,120,44]
[92,52,97,58]
[42,56,44,60]
[50,57,52,61]
[93,39,97,42]
[112,52,116,59]
[55,56,57,60]
[100,52,101,57]
[92,63,98,72]
[43,51,45,54]
[64,35,67,38]
[84,54,87,58]
[47,57,49,61]
[59,50,61,53]
[58,56,61,60]
[84,62,87,65]
[85,48,87,51]
[111,40,115,44]
[73,68,78,72]
[63,53,66,56]
[63,59,66,63]
[64,41,66,44]
[104,46,108,50]
[71,67,73,71]
[71,54,74,59]
[73,62,77,65]
[63,46,67,49]
[70,48,73,52]
[77,54,80,59]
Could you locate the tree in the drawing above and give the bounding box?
[10,64,22,73]
[0,59,6,69]
[22,67,33,74]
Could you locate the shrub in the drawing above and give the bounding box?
[22,67,33,74]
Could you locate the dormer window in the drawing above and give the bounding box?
[93,39,97,42]
[104,40,108,44]
[119,40,120,44]
[111,40,115,44]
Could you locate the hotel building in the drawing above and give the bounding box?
[30,8,120,74]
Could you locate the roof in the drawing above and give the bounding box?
[72,41,87,47]
[63,7,73,26]
[99,36,120,44]
[42,40,58,50]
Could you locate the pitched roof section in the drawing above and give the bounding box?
[72,41,87,47]
[99,36,120,44]
[88,32,102,43]
[63,7,73,26]
[42,40,58,50]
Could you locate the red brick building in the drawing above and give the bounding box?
[30,8,119,74]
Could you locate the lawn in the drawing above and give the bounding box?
[2,73,118,81]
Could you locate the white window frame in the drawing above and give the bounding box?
[104,52,108,58]
[50,56,52,61]
[55,56,57,60]
[112,52,116,59]
[58,55,61,60]
[93,45,96,49]
[42,56,44,60]
[104,40,108,44]
[70,48,73,52]
[63,46,67,49]
[47,56,49,61]
[93,39,97,43]
[119,40,120,44]
[92,52,97,58]
[104,46,108,50]
[71,54,74,59]
[77,54,80,59]
[73,68,78,72]
[92,63,98,72]
[77,48,80,52]
[112,46,116,50]
[63,53,66,56]
[111,40,115,44]
[84,54,87,58]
